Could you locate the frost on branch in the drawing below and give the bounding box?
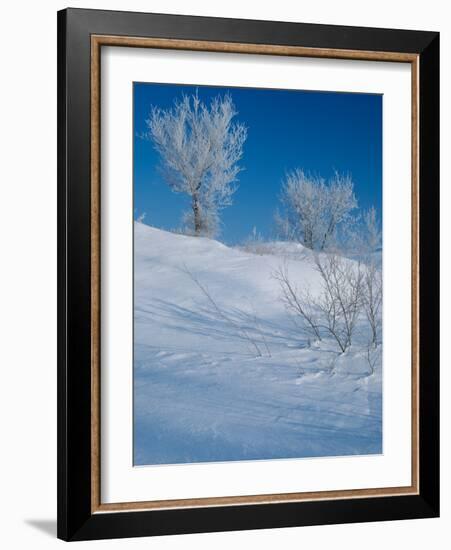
[276,169,358,251]
[144,92,247,237]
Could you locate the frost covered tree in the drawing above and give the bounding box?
[277,169,358,251]
[144,92,247,237]
[362,261,382,348]
[360,207,382,347]
[362,206,382,252]
[136,211,147,224]
[338,205,382,257]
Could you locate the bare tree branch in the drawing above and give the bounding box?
[275,254,367,354]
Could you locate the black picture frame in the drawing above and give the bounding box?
[57,7,439,541]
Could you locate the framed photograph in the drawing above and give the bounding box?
[57,8,439,541]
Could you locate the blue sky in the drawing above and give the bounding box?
[134,82,382,244]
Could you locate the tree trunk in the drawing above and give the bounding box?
[192,194,202,236]
[321,218,336,251]
[304,226,313,250]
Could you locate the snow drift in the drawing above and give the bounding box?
[134,222,382,465]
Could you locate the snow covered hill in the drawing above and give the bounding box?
[134,222,382,465]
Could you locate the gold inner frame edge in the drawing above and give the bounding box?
[90,35,420,514]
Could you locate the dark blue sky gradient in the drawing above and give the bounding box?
[134,82,382,244]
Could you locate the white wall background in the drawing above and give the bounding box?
[0,1,448,548]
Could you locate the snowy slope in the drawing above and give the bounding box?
[134,222,382,465]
